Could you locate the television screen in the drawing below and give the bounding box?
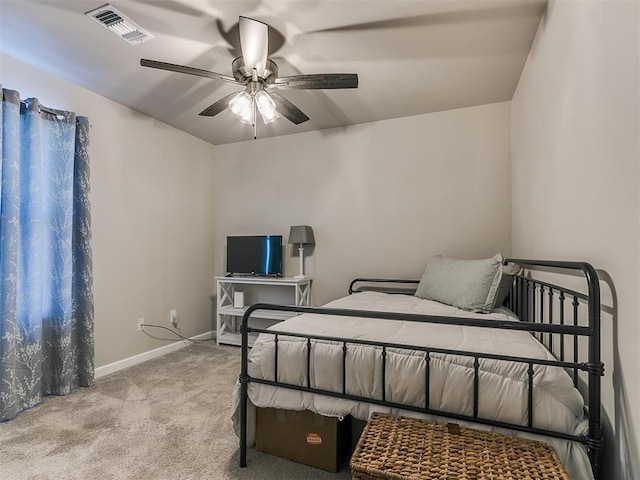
[226,235,283,276]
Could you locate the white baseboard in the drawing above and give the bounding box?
[95,330,215,379]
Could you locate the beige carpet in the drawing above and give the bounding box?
[0,343,353,479]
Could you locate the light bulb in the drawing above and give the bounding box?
[237,103,254,124]
[229,91,254,124]
[255,91,279,124]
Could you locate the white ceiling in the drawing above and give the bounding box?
[0,0,546,145]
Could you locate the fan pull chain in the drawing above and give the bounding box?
[253,100,257,140]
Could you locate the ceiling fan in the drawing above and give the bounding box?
[140,16,358,133]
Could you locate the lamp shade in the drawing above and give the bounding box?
[288,225,315,245]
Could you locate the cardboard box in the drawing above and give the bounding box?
[255,407,349,472]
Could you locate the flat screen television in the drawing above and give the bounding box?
[226,235,283,276]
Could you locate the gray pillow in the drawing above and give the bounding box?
[493,263,521,308]
[415,254,503,313]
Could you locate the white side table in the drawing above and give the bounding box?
[215,276,312,347]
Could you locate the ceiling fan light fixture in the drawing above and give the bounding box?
[259,108,279,124]
[229,91,254,124]
[255,91,279,124]
[141,16,358,135]
[237,103,255,125]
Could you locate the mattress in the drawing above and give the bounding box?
[232,291,593,479]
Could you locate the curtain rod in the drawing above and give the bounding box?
[20,99,59,116]
[19,100,92,127]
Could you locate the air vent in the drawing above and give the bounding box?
[85,4,154,45]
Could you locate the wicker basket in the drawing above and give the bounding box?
[350,413,570,480]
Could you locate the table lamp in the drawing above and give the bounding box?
[288,225,315,278]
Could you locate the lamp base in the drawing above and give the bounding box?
[297,245,305,278]
[293,274,307,279]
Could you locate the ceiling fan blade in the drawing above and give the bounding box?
[140,59,241,84]
[217,19,285,58]
[199,92,238,117]
[130,0,204,17]
[239,16,268,78]
[308,3,547,33]
[274,74,358,90]
[269,92,309,125]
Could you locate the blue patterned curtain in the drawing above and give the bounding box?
[0,87,94,421]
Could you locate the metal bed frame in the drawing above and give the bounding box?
[238,259,604,478]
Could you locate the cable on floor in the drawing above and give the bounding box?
[140,323,215,343]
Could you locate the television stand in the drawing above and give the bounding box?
[215,276,312,347]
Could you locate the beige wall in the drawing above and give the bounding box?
[0,52,217,367]
[511,1,640,478]
[213,102,511,304]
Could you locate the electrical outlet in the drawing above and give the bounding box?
[137,318,144,331]
[170,310,178,328]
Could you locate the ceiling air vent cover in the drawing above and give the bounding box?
[85,3,154,45]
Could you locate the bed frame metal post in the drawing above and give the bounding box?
[584,263,604,476]
[239,307,251,468]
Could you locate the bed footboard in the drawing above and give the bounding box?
[238,259,604,478]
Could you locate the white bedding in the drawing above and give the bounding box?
[232,291,593,479]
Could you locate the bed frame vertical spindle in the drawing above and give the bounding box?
[274,334,279,382]
[473,357,480,419]
[424,352,430,410]
[573,296,579,387]
[548,288,554,355]
[529,280,535,324]
[539,285,545,343]
[342,342,347,395]
[306,338,311,389]
[559,292,565,362]
[527,363,534,429]
[381,347,387,402]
